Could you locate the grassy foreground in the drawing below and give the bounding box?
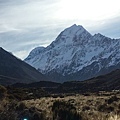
[0,85,120,120]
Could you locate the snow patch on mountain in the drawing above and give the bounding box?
[25,24,120,81]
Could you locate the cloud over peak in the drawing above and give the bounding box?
[0,0,120,59]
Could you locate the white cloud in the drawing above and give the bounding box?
[0,0,120,59]
[14,50,29,60]
[55,0,120,20]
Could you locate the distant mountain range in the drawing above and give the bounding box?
[25,24,120,82]
[11,69,120,93]
[0,47,46,85]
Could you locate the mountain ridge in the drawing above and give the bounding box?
[25,24,120,82]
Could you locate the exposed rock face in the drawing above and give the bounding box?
[25,24,120,82]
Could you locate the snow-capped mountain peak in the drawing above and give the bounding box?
[50,24,92,48]
[62,24,86,35]
[25,47,45,61]
[25,24,120,82]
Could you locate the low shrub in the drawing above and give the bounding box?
[107,96,119,104]
[82,106,90,111]
[52,100,82,120]
[0,85,7,99]
[98,104,114,113]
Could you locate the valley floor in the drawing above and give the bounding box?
[0,85,120,120]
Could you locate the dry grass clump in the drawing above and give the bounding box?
[108,114,120,120]
[52,100,82,120]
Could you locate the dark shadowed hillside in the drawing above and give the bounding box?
[58,69,120,93]
[0,47,46,85]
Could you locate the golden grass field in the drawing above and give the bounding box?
[23,91,120,120]
[0,84,120,120]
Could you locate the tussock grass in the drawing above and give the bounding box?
[23,91,120,120]
[0,85,120,120]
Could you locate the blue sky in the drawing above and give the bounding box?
[0,0,120,59]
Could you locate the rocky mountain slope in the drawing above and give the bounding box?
[25,24,120,82]
[0,47,46,85]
